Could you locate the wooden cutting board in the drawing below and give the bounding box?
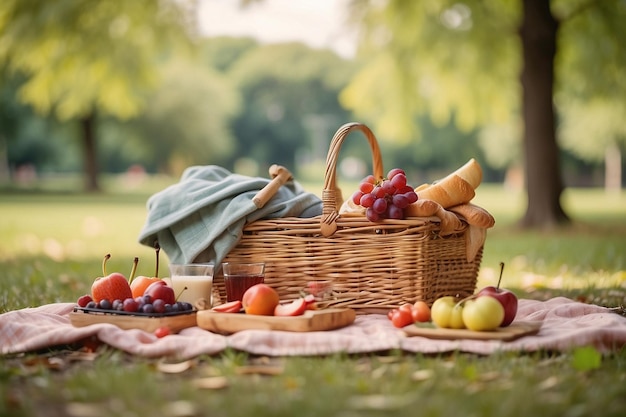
[402,321,542,341]
[197,308,356,334]
[69,309,197,333]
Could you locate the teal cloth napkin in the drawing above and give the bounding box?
[138,165,322,266]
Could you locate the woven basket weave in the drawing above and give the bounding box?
[215,123,482,313]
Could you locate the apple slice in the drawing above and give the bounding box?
[212,300,242,313]
[303,294,317,310]
[274,298,307,317]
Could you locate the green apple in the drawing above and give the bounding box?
[462,296,505,331]
[431,296,465,329]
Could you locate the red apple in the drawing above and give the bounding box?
[91,254,132,303]
[143,280,176,305]
[477,262,518,327]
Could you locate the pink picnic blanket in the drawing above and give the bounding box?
[1,297,625,359]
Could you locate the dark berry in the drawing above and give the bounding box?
[112,299,123,311]
[98,299,112,310]
[123,298,139,313]
[86,301,97,309]
[153,299,165,314]
[179,301,193,311]
[164,304,173,313]
[142,303,155,314]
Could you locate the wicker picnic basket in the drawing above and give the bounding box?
[214,122,483,313]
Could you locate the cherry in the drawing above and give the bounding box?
[77,294,93,307]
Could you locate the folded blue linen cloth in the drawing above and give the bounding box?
[138,165,322,266]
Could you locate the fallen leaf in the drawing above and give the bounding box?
[191,376,229,390]
[571,346,602,371]
[157,359,195,374]
[235,365,284,376]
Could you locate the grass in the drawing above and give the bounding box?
[1,176,626,417]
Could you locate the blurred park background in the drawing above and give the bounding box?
[1,0,625,240]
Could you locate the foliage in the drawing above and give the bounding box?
[342,0,520,144]
[227,43,359,173]
[342,0,626,166]
[0,0,193,121]
[123,58,241,175]
[555,0,626,160]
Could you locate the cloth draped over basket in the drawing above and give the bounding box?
[137,165,323,266]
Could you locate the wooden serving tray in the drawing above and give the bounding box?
[69,309,197,333]
[197,308,356,334]
[402,321,542,341]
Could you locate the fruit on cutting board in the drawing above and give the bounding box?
[212,300,242,313]
[91,254,133,303]
[143,280,176,306]
[77,253,192,318]
[274,298,308,317]
[241,283,280,315]
[462,296,505,331]
[130,243,164,298]
[476,262,518,326]
[431,296,465,329]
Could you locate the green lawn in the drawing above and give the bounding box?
[1,178,626,417]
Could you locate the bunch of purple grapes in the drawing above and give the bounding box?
[351,168,418,221]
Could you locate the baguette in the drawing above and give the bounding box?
[447,203,495,229]
[405,199,440,217]
[453,158,483,189]
[339,196,365,215]
[415,174,475,208]
[435,205,464,235]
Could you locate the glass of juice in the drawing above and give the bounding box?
[222,262,265,302]
[169,263,214,310]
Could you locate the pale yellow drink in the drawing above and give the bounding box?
[171,275,213,309]
[169,263,214,310]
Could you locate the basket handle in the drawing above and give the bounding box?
[252,164,293,208]
[320,123,384,237]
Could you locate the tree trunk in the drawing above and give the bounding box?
[519,0,569,228]
[81,112,100,192]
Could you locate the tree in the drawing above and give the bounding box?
[518,0,568,227]
[342,0,626,229]
[125,56,241,175]
[0,0,193,191]
[227,42,357,175]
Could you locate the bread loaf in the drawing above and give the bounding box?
[435,205,464,235]
[413,159,484,208]
[447,203,495,228]
[453,158,483,189]
[339,197,365,215]
[415,174,475,208]
[405,199,440,217]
